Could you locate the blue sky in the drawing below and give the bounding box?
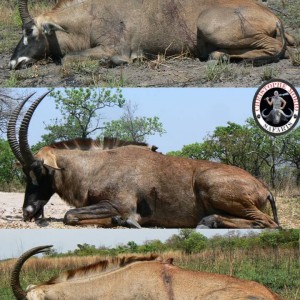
[0,229,262,259]
[8,87,261,153]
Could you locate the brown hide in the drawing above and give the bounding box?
[15,0,295,67]
[35,139,278,228]
[25,256,281,300]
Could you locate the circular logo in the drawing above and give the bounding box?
[252,79,300,136]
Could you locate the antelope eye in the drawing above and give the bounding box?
[25,28,33,35]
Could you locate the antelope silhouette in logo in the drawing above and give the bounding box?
[7,92,280,228]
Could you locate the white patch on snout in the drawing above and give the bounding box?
[9,56,33,69]
[29,170,39,186]
[18,56,30,64]
[25,205,35,213]
[9,59,17,69]
[23,36,28,45]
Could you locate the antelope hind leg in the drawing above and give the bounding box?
[197,5,286,65]
[209,40,284,66]
[198,212,279,229]
[112,216,142,228]
[197,214,260,229]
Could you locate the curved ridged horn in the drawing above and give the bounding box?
[19,0,33,25]
[19,91,51,166]
[7,93,36,165]
[11,245,53,300]
[261,108,272,118]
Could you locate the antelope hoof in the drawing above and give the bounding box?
[198,215,219,228]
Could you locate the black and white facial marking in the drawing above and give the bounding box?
[22,161,54,221]
[9,21,50,70]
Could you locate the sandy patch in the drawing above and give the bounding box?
[0,192,81,229]
[0,192,298,229]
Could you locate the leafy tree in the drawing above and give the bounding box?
[139,240,168,253]
[167,122,256,168]
[102,101,166,142]
[167,142,210,160]
[245,119,289,188]
[165,229,194,250]
[0,89,18,136]
[127,241,138,252]
[73,243,99,256]
[0,139,22,190]
[40,230,300,260]
[282,127,300,185]
[183,231,208,254]
[165,232,182,250]
[42,88,125,144]
[243,118,274,178]
[166,229,207,254]
[203,121,267,174]
[178,229,195,240]
[259,229,300,248]
[43,247,59,257]
[168,118,292,188]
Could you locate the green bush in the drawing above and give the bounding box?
[0,139,23,191]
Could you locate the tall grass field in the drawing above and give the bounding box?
[1,247,299,299]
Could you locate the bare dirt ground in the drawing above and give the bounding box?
[1,53,300,88]
[0,193,77,229]
[0,192,299,229]
[0,1,299,88]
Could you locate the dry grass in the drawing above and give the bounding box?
[276,196,300,229]
[1,255,108,274]
[290,49,300,66]
[260,65,279,81]
[1,247,299,299]
[272,184,300,229]
[0,5,17,27]
[0,1,52,26]
[1,247,298,277]
[255,187,300,229]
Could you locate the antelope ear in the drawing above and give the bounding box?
[42,23,67,34]
[37,149,61,169]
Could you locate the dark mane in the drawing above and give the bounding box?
[48,137,150,151]
[46,254,159,285]
[101,137,149,150]
[49,138,101,150]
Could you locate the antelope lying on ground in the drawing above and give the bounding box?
[11,245,282,300]
[9,0,296,69]
[7,92,280,229]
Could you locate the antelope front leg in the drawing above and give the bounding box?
[63,200,141,228]
[63,200,119,227]
[63,45,130,66]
